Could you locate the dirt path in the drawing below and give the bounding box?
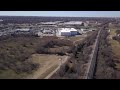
[44,56,69,79]
[25,54,69,79]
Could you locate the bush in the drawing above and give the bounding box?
[16,62,39,73]
[0,63,7,70]
[112,36,120,42]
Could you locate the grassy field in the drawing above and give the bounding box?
[64,34,87,44]
[109,29,120,56]
[109,28,120,70]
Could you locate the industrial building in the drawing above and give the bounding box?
[15,28,30,32]
[63,21,83,25]
[57,28,78,36]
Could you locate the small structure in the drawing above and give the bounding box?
[80,28,89,33]
[89,28,97,31]
[108,29,111,33]
[35,31,42,37]
[43,30,53,34]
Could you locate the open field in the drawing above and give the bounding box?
[109,28,120,70]
[65,35,83,41]
[64,34,87,45]
[25,54,68,79]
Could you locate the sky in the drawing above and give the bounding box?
[0,11,120,17]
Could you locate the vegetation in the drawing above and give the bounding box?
[51,31,98,79]
[0,16,115,24]
[36,39,73,55]
[94,27,120,79]
[0,34,75,78]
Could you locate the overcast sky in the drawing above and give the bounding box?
[0,11,120,17]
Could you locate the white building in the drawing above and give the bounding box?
[35,31,42,36]
[16,28,30,32]
[43,30,53,34]
[58,28,78,36]
[64,21,83,25]
[0,19,3,22]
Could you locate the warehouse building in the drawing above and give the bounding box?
[57,28,78,36]
[15,28,30,32]
[64,21,83,25]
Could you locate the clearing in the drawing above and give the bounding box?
[65,34,87,44]
[25,54,69,79]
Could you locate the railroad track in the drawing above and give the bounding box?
[83,28,102,79]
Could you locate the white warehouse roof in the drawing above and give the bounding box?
[41,22,58,24]
[16,28,30,31]
[64,21,83,25]
[59,28,77,32]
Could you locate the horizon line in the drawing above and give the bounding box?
[0,15,119,18]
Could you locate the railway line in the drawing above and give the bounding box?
[82,24,108,79]
[83,28,101,79]
[46,25,106,79]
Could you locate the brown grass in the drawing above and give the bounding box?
[38,65,58,79]
[25,54,67,79]
[109,29,120,70]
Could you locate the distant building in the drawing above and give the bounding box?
[35,31,42,37]
[64,21,83,25]
[0,19,3,22]
[80,28,90,34]
[89,28,97,31]
[15,28,30,32]
[58,28,78,36]
[41,22,58,25]
[43,30,53,34]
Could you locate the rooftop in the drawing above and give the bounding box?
[64,21,83,25]
[16,28,30,31]
[59,28,77,32]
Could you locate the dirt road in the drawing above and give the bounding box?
[44,56,69,79]
[25,54,69,79]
